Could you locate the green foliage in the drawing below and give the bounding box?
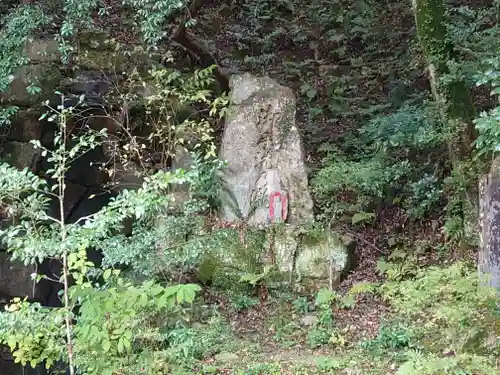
[312,104,446,221]
[98,154,228,278]
[229,293,259,312]
[404,174,443,219]
[312,154,410,218]
[122,0,188,46]
[239,265,275,286]
[0,279,201,374]
[361,322,415,351]
[292,296,310,315]
[165,314,231,364]
[347,282,378,296]
[306,328,331,349]
[118,65,228,167]
[0,94,213,375]
[86,66,231,279]
[396,351,498,375]
[473,55,500,158]
[376,259,418,282]
[359,104,444,153]
[314,288,337,307]
[351,211,375,226]
[72,280,201,375]
[60,0,98,38]
[382,263,500,363]
[0,299,66,368]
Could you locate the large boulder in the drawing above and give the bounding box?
[219,73,313,225]
[479,157,500,289]
[2,63,62,107]
[218,74,352,282]
[273,226,354,284]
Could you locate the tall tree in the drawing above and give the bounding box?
[411,0,478,246]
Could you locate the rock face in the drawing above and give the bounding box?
[219,74,352,281]
[219,73,314,225]
[0,253,35,299]
[479,157,500,289]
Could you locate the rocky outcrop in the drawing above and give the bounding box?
[479,157,500,289]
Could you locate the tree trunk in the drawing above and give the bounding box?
[478,157,500,289]
[412,0,478,246]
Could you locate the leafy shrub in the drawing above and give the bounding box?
[376,259,418,282]
[404,174,443,219]
[230,293,259,312]
[359,104,444,153]
[292,296,310,315]
[165,315,231,364]
[99,155,228,279]
[361,322,415,351]
[306,327,332,348]
[0,90,224,375]
[0,279,202,374]
[473,55,500,159]
[312,104,446,221]
[312,155,411,217]
[396,351,498,375]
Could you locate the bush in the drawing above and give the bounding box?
[0,80,228,374]
[359,104,444,153]
[361,322,416,351]
[312,104,446,221]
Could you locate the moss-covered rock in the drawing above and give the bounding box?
[3,63,63,107]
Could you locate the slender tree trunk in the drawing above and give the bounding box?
[58,106,76,375]
[412,0,479,246]
[478,161,500,289]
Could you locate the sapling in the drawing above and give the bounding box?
[0,94,202,374]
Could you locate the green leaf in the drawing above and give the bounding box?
[239,273,263,285]
[102,338,111,352]
[102,269,112,281]
[315,288,337,306]
[351,212,375,225]
[122,336,131,350]
[164,285,181,297]
[117,338,124,353]
[138,293,148,307]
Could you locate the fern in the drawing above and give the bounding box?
[381,263,500,363]
[397,351,497,375]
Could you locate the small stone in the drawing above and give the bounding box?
[214,352,239,363]
[192,322,205,330]
[300,315,318,326]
